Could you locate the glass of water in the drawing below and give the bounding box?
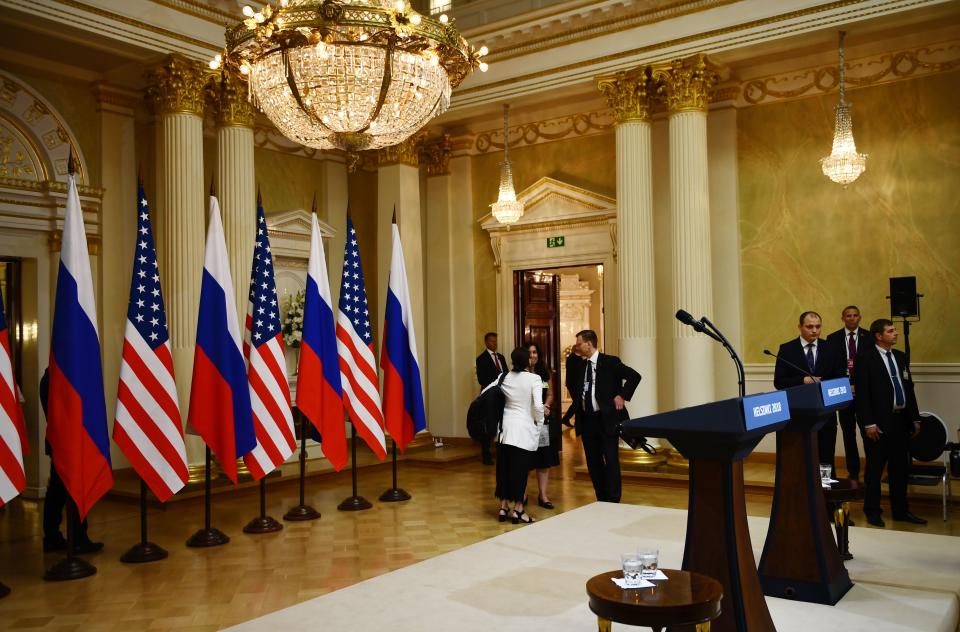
[639,548,659,578]
[819,463,832,484]
[621,552,643,588]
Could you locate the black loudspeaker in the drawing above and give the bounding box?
[889,276,918,317]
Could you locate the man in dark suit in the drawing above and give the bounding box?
[773,311,844,476]
[566,329,641,503]
[825,305,870,480]
[475,332,506,465]
[856,318,926,526]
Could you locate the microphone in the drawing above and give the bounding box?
[676,309,721,342]
[763,348,816,380]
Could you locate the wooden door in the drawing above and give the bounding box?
[513,270,560,402]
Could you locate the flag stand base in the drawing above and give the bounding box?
[186,527,229,547]
[378,487,410,502]
[0,582,10,598]
[244,515,283,533]
[337,495,372,511]
[283,504,321,521]
[120,541,168,563]
[43,556,96,581]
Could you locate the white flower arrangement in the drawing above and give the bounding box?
[282,289,305,349]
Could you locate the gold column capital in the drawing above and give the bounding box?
[421,134,453,176]
[652,54,720,114]
[377,132,425,168]
[596,67,653,123]
[208,72,255,128]
[144,54,207,117]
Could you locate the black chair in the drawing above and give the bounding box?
[908,412,953,521]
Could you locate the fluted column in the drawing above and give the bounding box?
[146,54,207,463]
[597,68,658,418]
[655,54,719,409]
[377,133,427,435]
[213,73,256,325]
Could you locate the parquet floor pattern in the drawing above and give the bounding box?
[0,430,955,631]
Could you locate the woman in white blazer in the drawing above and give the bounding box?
[495,346,544,524]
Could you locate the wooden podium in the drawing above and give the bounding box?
[758,379,854,605]
[622,391,790,632]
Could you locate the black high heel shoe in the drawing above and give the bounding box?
[537,497,554,510]
[512,509,535,525]
[498,508,509,522]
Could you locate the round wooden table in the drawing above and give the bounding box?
[586,569,722,632]
[823,479,865,560]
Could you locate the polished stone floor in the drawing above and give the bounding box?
[0,429,955,631]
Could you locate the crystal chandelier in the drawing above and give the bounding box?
[214,0,488,153]
[821,31,867,185]
[490,104,524,225]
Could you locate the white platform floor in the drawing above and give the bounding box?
[226,503,960,631]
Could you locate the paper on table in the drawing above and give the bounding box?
[642,570,668,581]
[611,577,655,589]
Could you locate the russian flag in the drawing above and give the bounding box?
[187,195,256,484]
[380,219,426,453]
[46,170,113,519]
[296,212,347,470]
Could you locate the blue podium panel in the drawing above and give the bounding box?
[820,378,853,407]
[742,391,790,431]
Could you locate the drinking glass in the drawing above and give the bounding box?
[639,549,659,578]
[819,463,832,484]
[621,553,642,588]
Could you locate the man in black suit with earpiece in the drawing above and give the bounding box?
[856,319,926,527]
[825,305,870,480]
[475,332,506,465]
[566,329,641,503]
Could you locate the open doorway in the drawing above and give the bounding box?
[514,264,604,409]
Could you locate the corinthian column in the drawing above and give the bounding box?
[145,54,206,463]
[597,68,658,418]
[655,54,719,409]
[212,73,256,324]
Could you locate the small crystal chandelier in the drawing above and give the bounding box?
[821,31,867,185]
[490,104,524,225]
[214,1,488,153]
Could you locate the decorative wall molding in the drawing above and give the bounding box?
[745,363,960,384]
[738,38,960,107]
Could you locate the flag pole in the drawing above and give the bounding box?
[43,498,96,581]
[186,447,229,547]
[379,439,410,502]
[244,477,283,532]
[337,424,372,511]
[120,479,169,562]
[284,410,321,520]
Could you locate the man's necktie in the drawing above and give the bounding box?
[583,361,594,414]
[848,332,857,360]
[493,353,501,372]
[886,351,906,408]
[805,343,816,374]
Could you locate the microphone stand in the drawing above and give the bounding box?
[700,316,745,399]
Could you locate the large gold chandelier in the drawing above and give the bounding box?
[821,31,866,185]
[215,0,488,153]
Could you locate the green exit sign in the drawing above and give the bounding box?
[546,236,565,248]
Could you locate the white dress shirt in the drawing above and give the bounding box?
[584,350,600,412]
[798,337,819,367]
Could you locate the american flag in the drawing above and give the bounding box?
[0,284,27,507]
[336,216,386,459]
[242,197,296,479]
[112,181,189,502]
